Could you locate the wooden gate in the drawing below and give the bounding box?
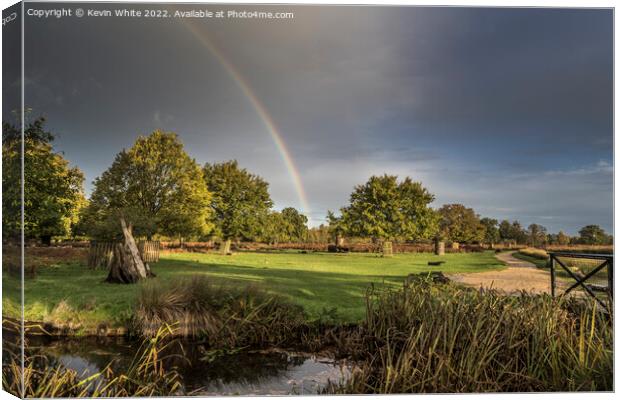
[88,240,160,268]
[549,252,613,311]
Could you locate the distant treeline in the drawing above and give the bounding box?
[2,116,612,248]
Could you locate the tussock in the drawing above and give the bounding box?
[133,276,307,347]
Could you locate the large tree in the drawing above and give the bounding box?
[578,225,610,245]
[85,131,211,283]
[85,131,212,240]
[480,217,500,246]
[203,160,273,252]
[437,204,484,243]
[337,175,438,247]
[498,219,527,244]
[556,230,571,246]
[260,211,287,245]
[2,117,85,244]
[527,223,548,247]
[280,207,308,242]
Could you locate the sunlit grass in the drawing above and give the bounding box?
[3,250,504,330]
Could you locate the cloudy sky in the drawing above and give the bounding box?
[7,4,613,234]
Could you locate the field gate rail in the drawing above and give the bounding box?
[549,252,613,311]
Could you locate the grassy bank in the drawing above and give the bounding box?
[3,278,612,395]
[2,250,504,333]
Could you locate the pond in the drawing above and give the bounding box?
[13,335,351,396]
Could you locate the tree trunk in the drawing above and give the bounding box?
[220,239,232,255]
[106,217,153,284]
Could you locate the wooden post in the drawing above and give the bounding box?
[608,257,613,299]
[382,241,393,257]
[435,239,445,256]
[550,254,556,298]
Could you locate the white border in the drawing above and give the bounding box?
[0,1,616,400]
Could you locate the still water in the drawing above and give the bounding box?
[21,335,350,395]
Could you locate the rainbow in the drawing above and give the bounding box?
[181,20,311,215]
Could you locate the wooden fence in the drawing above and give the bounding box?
[88,240,160,268]
[137,240,160,263]
[549,252,613,312]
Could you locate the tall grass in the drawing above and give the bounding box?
[518,247,550,261]
[334,279,613,393]
[2,325,183,397]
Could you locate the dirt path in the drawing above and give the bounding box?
[449,252,560,294]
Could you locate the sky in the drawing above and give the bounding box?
[4,4,613,234]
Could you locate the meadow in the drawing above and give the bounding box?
[3,250,504,333]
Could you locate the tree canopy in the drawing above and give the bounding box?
[336,174,438,241]
[280,207,308,242]
[527,223,548,246]
[83,130,212,239]
[438,204,484,243]
[499,220,527,244]
[2,117,85,243]
[578,225,611,245]
[480,217,500,245]
[203,160,273,241]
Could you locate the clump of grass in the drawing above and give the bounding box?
[133,276,307,348]
[333,279,613,393]
[2,325,183,397]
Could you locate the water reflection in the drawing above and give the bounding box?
[20,335,349,395]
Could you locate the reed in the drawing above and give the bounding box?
[2,325,183,397]
[333,279,613,393]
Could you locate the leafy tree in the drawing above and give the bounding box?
[307,224,330,244]
[510,221,527,244]
[438,204,484,243]
[480,217,500,245]
[557,230,571,246]
[527,224,548,247]
[260,211,287,244]
[337,175,438,242]
[498,219,527,244]
[84,130,212,240]
[203,160,273,247]
[2,117,85,244]
[498,220,513,241]
[280,207,308,242]
[578,225,610,245]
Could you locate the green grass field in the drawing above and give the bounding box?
[3,250,505,332]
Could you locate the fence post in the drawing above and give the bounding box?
[550,254,556,298]
[608,257,613,299]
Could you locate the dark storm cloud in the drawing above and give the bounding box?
[16,4,613,234]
